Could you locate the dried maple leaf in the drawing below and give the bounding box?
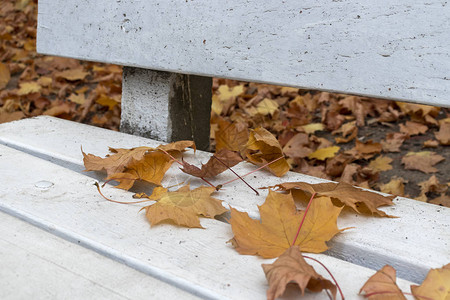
[156,140,196,154]
[107,151,174,189]
[180,149,242,178]
[282,133,312,158]
[359,265,406,299]
[262,246,337,300]
[399,121,428,136]
[229,191,343,258]
[418,175,448,195]
[55,68,89,81]
[300,123,324,134]
[429,195,450,208]
[271,181,395,217]
[308,146,340,161]
[411,264,450,300]
[381,133,407,153]
[214,119,249,153]
[401,151,445,173]
[355,140,382,156]
[368,156,393,173]
[380,178,405,197]
[435,123,450,145]
[245,127,290,177]
[143,185,228,228]
[83,146,153,177]
[255,98,279,116]
[0,62,10,89]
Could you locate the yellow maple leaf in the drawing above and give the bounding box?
[213,85,244,115]
[229,190,344,258]
[143,186,228,228]
[17,82,41,95]
[301,123,324,134]
[411,264,450,300]
[68,93,86,105]
[96,94,120,110]
[368,156,393,172]
[255,98,279,116]
[380,178,405,197]
[308,146,340,160]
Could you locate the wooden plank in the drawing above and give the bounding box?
[1,116,449,284]
[37,0,450,106]
[0,144,415,299]
[0,211,199,300]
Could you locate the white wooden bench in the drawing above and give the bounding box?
[1,1,448,298]
[1,116,449,299]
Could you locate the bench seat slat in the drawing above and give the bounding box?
[0,144,414,299]
[0,211,199,300]
[1,116,449,284]
[37,0,450,107]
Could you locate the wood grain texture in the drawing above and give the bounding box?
[0,144,415,299]
[1,116,449,284]
[0,212,199,300]
[37,0,450,106]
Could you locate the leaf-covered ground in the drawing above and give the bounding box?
[1,0,449,206]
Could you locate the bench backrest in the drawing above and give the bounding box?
[37,1,449,107]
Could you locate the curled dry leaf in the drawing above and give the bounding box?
[271,181,395,217]
[418,175,448,195]
[143,185,228,228]
[401,151,445,174]
[262,246,337,300]
[229,190,344,258]
[246,127,290,177]
[411,264,450,300]
[180,149,243,178]
[82,141,195,189]
[359,265,406,299]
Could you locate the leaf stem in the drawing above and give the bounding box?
[292,192,316,246]
[221,155,285,186]
[212,155,259,195]
[94,182,153,204]
[158,149,217,189]
[303,255,345,300]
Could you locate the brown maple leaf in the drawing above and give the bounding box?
[143,185,228,228]
[262,246,337,300]
[381,133,407,153]
[245,127,290,177]
[401,151,445,173]
[214,119,249,153]
[229,191,343,258]
[435,123,450,145]
[271,181,395,217]
[399,121,428,136]
[368,156,393,173]
[83,146,153,177]
[180,149,243,178]
[411,264,450,300]
[359,265,406,299]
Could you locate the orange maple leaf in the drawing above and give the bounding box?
[245,127,290,177]
[214,118,249,154]
[359,265,406,299]
[143,185,228,228]
[271,181,395,217]
[262,246,337,300]
[229,190,343,258]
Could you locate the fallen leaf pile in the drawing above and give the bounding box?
[211,79,450,207]
[0,0,122,129]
